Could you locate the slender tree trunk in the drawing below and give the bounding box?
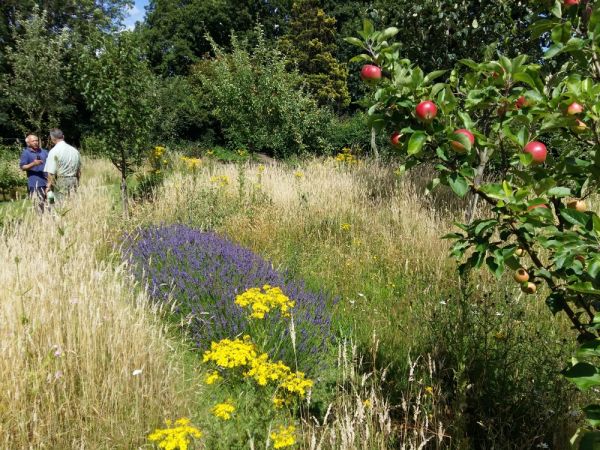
[121,175,129,219]
[465,147,490,223]
[370,127,379,161]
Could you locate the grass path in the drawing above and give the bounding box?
[0,160,196,448]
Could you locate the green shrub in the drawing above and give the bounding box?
[0,145,25,200]
[192,28,335,158]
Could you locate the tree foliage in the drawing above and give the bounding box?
[279,0,350,111]
[1,8,72,139]
[142,0,292,76]
[192,29,333,157]
[78,31,156,216]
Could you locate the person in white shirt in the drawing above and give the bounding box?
[45,128,81,202]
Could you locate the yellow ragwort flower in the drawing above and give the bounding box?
[244,353,291,386]
[279,370,313,398]
[235,285,295,319]
[340,223,351,232]
[148,417,202,450]
[270,425,296,449]
[203,336,257,369]
[294,171,304,179]
[212,401,235,420]
[204,370,222,385]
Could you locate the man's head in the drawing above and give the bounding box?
[49,128,64,145]
[25,135,40,150]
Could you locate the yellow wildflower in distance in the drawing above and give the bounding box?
[235,285,295,319]
[210,175,230,187]
[203,336,257,368]
[294,171,304,179]
[212,400,235,420]
[148,417,202,450]
[180,156,202,170]
[340,223,351,232]
[258,164,265,173]
[205,370,222,385]
[270,425,296,449]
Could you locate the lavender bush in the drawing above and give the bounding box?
[122,224,335,372]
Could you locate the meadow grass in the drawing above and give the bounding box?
[0,160,197,448]
[136,156,587,448]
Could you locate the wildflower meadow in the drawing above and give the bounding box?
[3,2,600,449]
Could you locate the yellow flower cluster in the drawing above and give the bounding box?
[212,400,235,420]
[148,418,202,450]
[340,223,351,232]
[204,370,222,385]
[180,156,202,170]
[245,353,292,386]
[204,335,313,400]
[294,171,304,179]
[270,425,296,449]
[237,148,249,157]
[149,146,169,172]
[210,175,230,187]
[258,164,265,173]
[335,147,358,164]
[235,285,295,319]
[203,336,257,368]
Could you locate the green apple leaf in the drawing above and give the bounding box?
[563,362,600,390]
[407,131,426,155]
[448,173,469,198]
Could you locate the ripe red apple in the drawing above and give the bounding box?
[450,129,475,153]
[521,282,537,294]
[514,268,530,284]
[415,101,438,123]
[567,199,587,212]
[572,119,588,134]
[390,131,402,147]
[523,141,547,164]
[567,102,584,115]
[527,203,549,211]
[360,65,382,82]
[515,96,528,109]
[564,0,580,7]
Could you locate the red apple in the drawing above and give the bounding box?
[450,129,475,153]
[527,203,549,211]
[567,102,584,115]
[521,282,537,294]
[572,119,588,134]
[515,96,528,109]
[514,268,530,284]
[564,0,580,7]
[390,131,402,147]
[567,199,587,212]
[415,101,438,123]
[523,141,547,164]
[360,65,382,82]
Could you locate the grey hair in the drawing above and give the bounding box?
[49,128,64,140]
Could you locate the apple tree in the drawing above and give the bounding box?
[347,1,600,444]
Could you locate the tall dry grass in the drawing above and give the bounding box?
[0,160,193,448]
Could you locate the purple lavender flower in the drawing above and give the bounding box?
[122,224,335,372]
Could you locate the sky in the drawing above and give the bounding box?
[123,0,149,30]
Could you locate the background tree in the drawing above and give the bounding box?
[279,0,350,112]
[78,31,156,217]
[142,0,292,76]
[1,8,72,141]
[192,29,333,157]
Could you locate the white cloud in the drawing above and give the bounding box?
[123,4,144,30]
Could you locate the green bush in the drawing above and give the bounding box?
[192,28,335,158]
[0,145,25,200]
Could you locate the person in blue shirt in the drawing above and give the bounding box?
[19,134,49,207]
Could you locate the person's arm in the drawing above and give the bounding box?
[19,150,42,171]
[46,173,55,193]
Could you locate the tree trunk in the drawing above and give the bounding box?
[370,127,379,161]
[465,147,490,224]
[121,175,129,219]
